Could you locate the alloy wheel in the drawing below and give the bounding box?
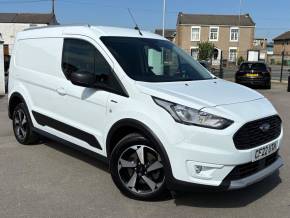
[117,145,165,195]
[14,108,28,141]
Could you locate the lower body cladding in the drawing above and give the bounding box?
[165,129,283,191]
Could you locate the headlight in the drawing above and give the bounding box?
[153,97,233,129]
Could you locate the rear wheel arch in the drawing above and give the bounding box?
[106,119,173,179]
[8,92,27,119]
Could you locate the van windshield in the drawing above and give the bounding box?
[101,37,213,82]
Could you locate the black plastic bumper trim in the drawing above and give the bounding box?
[32,111,102,150]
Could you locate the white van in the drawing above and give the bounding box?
[8,25,283,200]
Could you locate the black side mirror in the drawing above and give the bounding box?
[70,71,96,88]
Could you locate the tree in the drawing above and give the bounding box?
[237,56,245,66]
[198,42,215,61]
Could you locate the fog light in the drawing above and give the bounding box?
[194,165,203,174]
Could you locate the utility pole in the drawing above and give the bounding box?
[162,0,166,37]
[52,0,55,15]
[237,0,242,65]
[280,41,286,82]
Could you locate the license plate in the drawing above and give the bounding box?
[252,141,278,162]
[246,73,259,77]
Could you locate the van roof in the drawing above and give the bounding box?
[17,25,165,41]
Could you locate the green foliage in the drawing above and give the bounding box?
[237,56,245,66]
[198,42,215,61]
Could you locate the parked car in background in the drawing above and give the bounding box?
[235,62,271,89]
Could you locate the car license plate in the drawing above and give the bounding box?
[246,73,259,77]
[252,141,278,162]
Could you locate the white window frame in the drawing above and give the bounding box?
[229,47,238,62]
[190,46,199,60]
[230,27,239,42]
[209,26,219,41]
[191,26,201,41]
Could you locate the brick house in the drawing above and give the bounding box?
[154,29,176,42]
[269,31,290,65]
[273,31,290,56]
[175,13,255,65]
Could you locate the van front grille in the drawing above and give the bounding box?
[233,115,282,150]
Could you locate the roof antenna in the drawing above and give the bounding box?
[127,8,143,36]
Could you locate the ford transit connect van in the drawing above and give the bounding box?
[8,25,283,200]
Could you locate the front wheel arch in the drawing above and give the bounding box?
[106,119,174,184]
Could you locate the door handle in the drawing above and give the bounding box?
[56,88,67,96]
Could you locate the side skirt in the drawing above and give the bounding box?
[33,127,109,165]
[32,111,102,150]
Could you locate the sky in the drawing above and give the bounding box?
[0,0,289,41]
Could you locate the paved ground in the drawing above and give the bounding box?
[0,83,289,218]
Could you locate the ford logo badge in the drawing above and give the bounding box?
[259,123,271,132]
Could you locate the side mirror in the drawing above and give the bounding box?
[70,71,96,88]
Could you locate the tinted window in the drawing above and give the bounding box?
[101,37,213,82]
[240,63,267,71]
[62,38,125,95]
[62,38,111,77]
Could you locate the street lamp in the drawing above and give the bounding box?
[162,0,166,37]
[237,0,242,65]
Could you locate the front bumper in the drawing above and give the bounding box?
[164,117,283,190]
[228,156,283,190]
[167,155,283,191]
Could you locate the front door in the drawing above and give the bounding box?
[45,37,118,155]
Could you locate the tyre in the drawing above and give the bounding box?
[12,103,39,145]
[110,133,167,200]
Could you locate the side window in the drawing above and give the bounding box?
[62,38,125,95]
[62,38,111,78]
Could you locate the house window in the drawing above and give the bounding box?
[230,27,239,41]
[209,27,219,41]
[190,47,199,60]
[191,26,200,41]
[229,47,237,62]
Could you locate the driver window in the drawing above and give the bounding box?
[62,38,111,79]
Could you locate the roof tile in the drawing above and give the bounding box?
[177,13,255,26]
